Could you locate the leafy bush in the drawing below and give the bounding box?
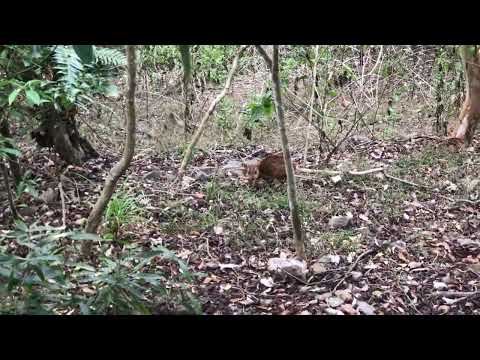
[0,221,202,315]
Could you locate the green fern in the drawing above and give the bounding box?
[53,46,84,91]
[94,47,126,67]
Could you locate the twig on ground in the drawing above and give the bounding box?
[58,177,67,228]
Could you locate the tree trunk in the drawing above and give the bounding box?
[449,46,480,145]
[0,115,23,184]
[31,105,98,164]
[82,45,137,257]
[182,72,194,135]
[1,159,18,220]
[256,45,306,260]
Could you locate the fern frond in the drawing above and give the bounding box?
[53,46,84,91]
[94,47,127,67]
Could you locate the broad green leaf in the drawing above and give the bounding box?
[31,265,46,282]
[8,88,21,105]
[14,220,28,232]
[25,89,41,106]
[73,45,94,64]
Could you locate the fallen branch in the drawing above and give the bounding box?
[299,167,385,177]
[383,172,429,189]
[58,177,67,228]
[432,290,480,298]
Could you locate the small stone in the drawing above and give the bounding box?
[408,261,422,269]
[433,281,448,290]
[298,310,312,315]
[311,262,326,274]
[334,289,353,302]
[143,170,163,181]
[340,304,359,315]
[328,213,353,229]
[267,257,307,278]
[260,277,274,288]
[357,301,375,315]
[40,188,58,204]
[327,296,345,308]
[325,308,344,315]
[331,175,343,184]
[316,292,332,301]
[351,271,363,281]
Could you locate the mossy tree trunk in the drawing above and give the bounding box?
[31,105,98,165]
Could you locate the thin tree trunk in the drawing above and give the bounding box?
[1,159,18,220]
[82,45,137,257]
[183,71,193,135]
[450,46,480,145]
[256,45,306,260]
[304,45,320,162]
[0,116,23,184]
[178,45,248,176]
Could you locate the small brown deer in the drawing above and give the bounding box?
[242,152,296,183]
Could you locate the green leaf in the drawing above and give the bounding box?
[73,45,94,64]
[69,233,105,241]
[0,147,22,157]
[14,220,28,232]
[8,88,22,106]
[31,265,46,282]
[25,89,41,106]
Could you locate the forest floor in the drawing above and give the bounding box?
[3,131,480,314]
[2,66,480,314]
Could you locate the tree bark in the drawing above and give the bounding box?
[82,45,137,257]
[0,115,23,183]
[178,45,248,176]
[256,45,306,260]
[449,46,480,145]
[1,159,18,220]
[31,105,98,164]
